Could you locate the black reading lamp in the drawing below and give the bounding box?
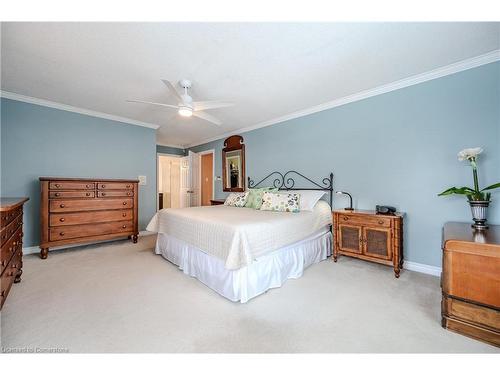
[335,191,353,211]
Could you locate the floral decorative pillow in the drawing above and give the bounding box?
[244,187,279,209]
[260,192,301,213]
[224,192,249,207]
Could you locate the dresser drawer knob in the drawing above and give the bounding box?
[101,184,106,188]
[59,232,65,236]
[122,213,127,217]
[101,193,106,196]
[86,184,91,188]
[378,220,384,225]
[86,193,91,197]
[122,225,127,229]
[11,264,17,269]
[126,185,130,188]
[123,202,127,205]
[60,218,65,222]
[13,241,17,246]
[55,192,60,197]
[60,204,65,208]
[55,184,60,188]
[343,216,349,221]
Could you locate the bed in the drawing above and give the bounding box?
[146,171,334,303]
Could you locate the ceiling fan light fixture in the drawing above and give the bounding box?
[178,106,193,117]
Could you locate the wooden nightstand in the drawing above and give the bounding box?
[210,199,225,206]
[333,209,404,278]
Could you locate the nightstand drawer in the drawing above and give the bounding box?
[338,213,391,228]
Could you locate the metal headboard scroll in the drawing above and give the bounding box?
[247,171,334,207]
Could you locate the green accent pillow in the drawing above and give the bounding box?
[245,187,278,209]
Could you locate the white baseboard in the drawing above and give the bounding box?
[404,261,442,277]
[23,230,154,255]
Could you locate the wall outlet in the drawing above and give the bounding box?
[138,175,147,185]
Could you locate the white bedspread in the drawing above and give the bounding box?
[146,200,332,270]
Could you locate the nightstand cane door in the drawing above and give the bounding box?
[362,226,392,261]
[338,224,362,254]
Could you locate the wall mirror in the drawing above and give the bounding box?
[222,135,245,192]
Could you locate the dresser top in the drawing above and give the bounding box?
[39,177,139,182]
[443,222,500,248]
[0,197,29,211]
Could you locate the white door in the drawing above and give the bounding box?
[179,151,201,208]
[188,150,200,207]
[180,156,190,208]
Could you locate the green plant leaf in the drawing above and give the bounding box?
[481,182,500,191]
[438,186,475,196]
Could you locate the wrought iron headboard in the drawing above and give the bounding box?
[247,171,334,207]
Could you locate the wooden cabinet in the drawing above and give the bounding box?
[40,177,139,259]
[333,209,404,278]
[441,222,500,347]
[1,197,29,309]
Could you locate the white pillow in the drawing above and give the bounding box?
[292,190,326,211]
[224,192,249,207]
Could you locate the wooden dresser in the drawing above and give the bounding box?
[40,177,139,259]
[441,222,500,347]
[1,197,29,309]
[333,209,404,277]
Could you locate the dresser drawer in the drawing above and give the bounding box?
[97,191,134,198]
[1,207,23,227]
[97,182,134,190]
[50,181,95,190]
[50,198,133,212]
[50,209,133,226]
[337,214,391,228]
[1,259,16,308]
[49,220,134,241]
[1,211,22,246]
[1,227,22,276]
[50,191,95,199]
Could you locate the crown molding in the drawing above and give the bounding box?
[0,91,160,130]
[186,49,500,148]
[156,142,186,149]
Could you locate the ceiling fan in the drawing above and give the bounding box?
[127,79,233,126]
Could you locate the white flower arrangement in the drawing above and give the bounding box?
[439,147,500,201]
[457,147,483,162]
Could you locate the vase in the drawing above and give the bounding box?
[468,200,490,230]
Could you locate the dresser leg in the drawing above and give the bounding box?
[127,235,132,240]
[14,269,22,283]
[40,248,49,259]
[132,234,138,243]
[333,255,338,262]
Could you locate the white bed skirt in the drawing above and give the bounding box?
[154,228,332,303]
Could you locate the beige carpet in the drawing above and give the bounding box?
[1,234,498,353]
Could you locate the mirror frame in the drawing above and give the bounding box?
[222,135,246,192]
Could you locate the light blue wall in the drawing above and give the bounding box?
[191,62,500,267]
[1,98,157,247]
[156,145,185,156]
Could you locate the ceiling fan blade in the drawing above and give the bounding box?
[193,101,234,111]
[161,80,183,102]
[192,111,222,126]
[127,99,178,109]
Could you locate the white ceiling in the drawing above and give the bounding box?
[2,22,499,147]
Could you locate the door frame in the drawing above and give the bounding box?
[198,149,215,205]
[156,152,183,211]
